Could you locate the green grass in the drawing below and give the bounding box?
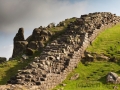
[87,23,120,58]
[53,61,120,90]
[0,59,31,84]
[48,17,76,32]
[0,50,41,85]
[45,17,76,45]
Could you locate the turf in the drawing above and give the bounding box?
[87,23,120,58]
[53,61,120,90]
[0,59,31,84]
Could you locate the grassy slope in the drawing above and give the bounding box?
[53,62,120,90]
[0,59,32,84]
[0,18,76,85]
[87,24,120,58]
[53,24,120,90]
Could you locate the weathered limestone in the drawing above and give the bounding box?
[12,26,53,58]
[5,12,120,90]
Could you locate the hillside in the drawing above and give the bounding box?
[53,23,120,90]
[0,12,120,90]
[87,23,120,58]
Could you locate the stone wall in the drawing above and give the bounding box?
[5,12,120,90]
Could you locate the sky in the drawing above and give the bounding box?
[0,0,120,60]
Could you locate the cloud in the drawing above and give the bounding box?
[0,0,88,35]
[0,45,13,60]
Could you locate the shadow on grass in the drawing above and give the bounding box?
[98,75,107,84]
[0,58,34,85]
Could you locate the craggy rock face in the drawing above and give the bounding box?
[8,12,120,90]
[12,28,27,58]
[12,41,28,58]
[12,26,53,58]
[30,28,52,42]
[26,28,52,54]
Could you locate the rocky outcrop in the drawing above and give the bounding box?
[12,41,28,58]
[12,26,53,58]
[12,28,27,58]
[27,28,52,51]
[14,28,25,42]
[7,12,120,90]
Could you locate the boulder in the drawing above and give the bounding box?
[116,77,120,84]
[30,28,52,42]
[57,22,66,26]
[0,57,7,63]
[83,52,94,62]
[96,54,109,60]
[61,83,67,86]
[47,23,55,28]
[106,72,118,83]
[32,28,41,36]
[31,28,41,41]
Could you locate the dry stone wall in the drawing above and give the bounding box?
[7,12,120,90]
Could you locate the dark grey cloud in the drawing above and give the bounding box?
[0,0,88,34]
